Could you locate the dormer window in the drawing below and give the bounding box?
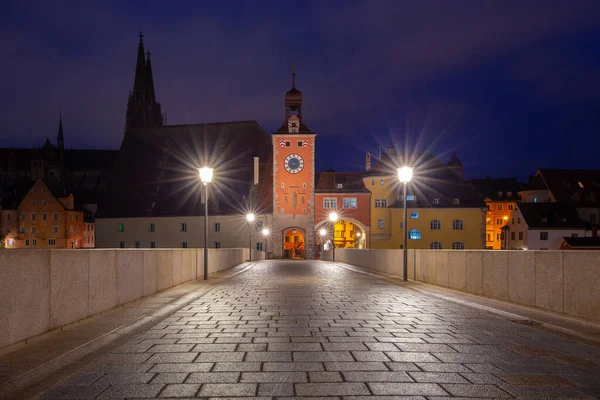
[578,181,584,188]
[507,192,512,197]
[560,217,567,223]
[573,193,580,203]
[287,115,300,133]
[541,217,547,223]
[453,198,460,204]
[498,191,503,198]
[336,184,343,189]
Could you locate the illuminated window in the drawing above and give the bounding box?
[406,195,415,201]
[430,241,442,249]
[380,180,384,185]
[343,198,357,208]
[324,198,337,209]
[377,219,384,229]
[433,198,440,204]
[452,241,465,250]
[118,223,124,232]
[408,229,421,240]
[430,220,441,230]
[578,181,584,188]
[410,212,418,219]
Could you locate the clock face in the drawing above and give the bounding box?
[284,153,304,174]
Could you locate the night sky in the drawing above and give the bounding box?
[1,1,599,181]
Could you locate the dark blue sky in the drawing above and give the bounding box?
[1,1,599,180]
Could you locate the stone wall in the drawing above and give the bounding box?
[323,249,600,323]
[0,248,253,349]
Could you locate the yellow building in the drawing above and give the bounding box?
[470,178,521,249]
[364,150,485,250]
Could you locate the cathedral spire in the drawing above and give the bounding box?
[291,64,296,89]
[57,111,64,150]
[133,32,146,98]
[145,50,156,103]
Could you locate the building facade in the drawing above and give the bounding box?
[0,179,86,249]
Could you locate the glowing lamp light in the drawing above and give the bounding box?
[199,167,214,185]
[356,231,361,237]
[329,212,339,222]
[397,166,413,183]
[262,228,270,236]
[319,228,327,236]
[246,213,255,222]
[503,216,508,220]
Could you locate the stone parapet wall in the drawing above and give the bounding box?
[323,249,600,323]
[0,248,254,349]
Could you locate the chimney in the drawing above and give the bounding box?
[365,153,371,172]
[253,157,259,185]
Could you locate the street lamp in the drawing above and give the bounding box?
[397,166,413,281]
[199,167,214,280]
[328,212,339,262]
[261,228,269,258]
[246,213,255,262]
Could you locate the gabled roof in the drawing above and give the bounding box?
[538,168,600,207]
[470,177,522,201]
[98,120,272,218]
[517,202,592,229]
[522,173,548,191]
[447,153,463,167]
[560,236,600,248]
[315,172,369,193]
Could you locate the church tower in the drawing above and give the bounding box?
[272,66,316,259]
[125,33,164,132]
[57,112,64,150]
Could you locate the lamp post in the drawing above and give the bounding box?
[198,167,214,280]
[319,228,327,260]
[328,212,339,262]
[261,228,269,259]
[397,166,413,281]
[246,213,255,262]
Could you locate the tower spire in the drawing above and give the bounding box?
[291,64,296,89]
[133,32,146,98]
[57,111,64,150]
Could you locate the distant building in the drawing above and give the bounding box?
[559,236,600,250]
[503,202,596,250]
[0,179,87,249]
[314,172,371,251]
[470,177,522,249]
[363,151,485,250]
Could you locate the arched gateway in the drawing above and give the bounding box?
[282,227,306,259]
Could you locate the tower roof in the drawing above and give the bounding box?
[286,64,302,98]
[448,153,463,167]
[133,32,146,97]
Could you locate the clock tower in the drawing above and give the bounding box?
[272,66,316,259]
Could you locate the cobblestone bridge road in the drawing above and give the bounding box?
[40,260,600,399]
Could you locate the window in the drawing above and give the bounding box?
[6,213,10,220]
[452,220,464,230]
[48,238,56,246]
[498,191,503,198]
[149,223,155,232]
[43,200,46,206]
[571,233,578,238]
[20,213,25,220]
[54,213,59,220]
[214,223,221,231]
[69,213,72,220]
[517,217,521,224]
[433,198,440,205]
[135,241,140,248]
[256,242,263,251]
[377,219,384,229]
[560,217,567,223]
[303,183,307,189]
[42,212,47,220]
[406,195,415,201]
[6,226,11,233]
[53,226,59,233]
[20,226,25,233]
[381,199,387,207]
[336,183,343,189]
[215,242,221,248]
[297,141,303,147]
[380,180,384,185]
[541,217,547,223]
[285,141,291,147]
[31,213,36,221]
[285,236,290,242]
[25,239,30,246]
[119,241,125,248]
[508,204,514,211]
[408,229,421,240]
[182,242,188,248]
[32,238,37,246]
[371,180,375,186]
[76,226,79,233]
[487,234,491,242]
[375,199,381,208]
[452,242,465,250]
[324,198,337,209]
[69,226,73,233]
[430,241,443,249]
[31,226,36,233]
[118,223,124,232]
[294,236,300,243]
[497,204,503,211]
[343,198,357,208]
[591,214,597,223]
[507,192,512,197]
[512,218,515,224]
[7,239,14,246]
[281,183,285,188]
[150,241,156,248]
[430,220,441,230]
[519,232,523,240]
[511,232,515,240]
[496,218,502,225]
[76,214,79,221]
[410,212,419,219]
[496,233,501,241]
[181,223,187,232]
[534,197,538,203]
[453,198,460,205]
[32,200,36,206]
[540,232,548,240]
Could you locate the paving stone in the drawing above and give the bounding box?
[263,362,325,371]
[324,362,389,371]
[244,351,292,362]
[309,371,343,382]
[97,383,165,399]
[257,382,295,396]
[38,384,109,399]
[407,372,469,384]
[145,352,198,363]
[197,383,257,397]
[268,342,323,351]
[148,363,213,373]
[385,352,440,363]
[500,373,576,386]
[212,362,262,371]
[191,343,237,352]
[296,382,370,396]
[150,344,195,352]
[441,383,512,397]
[186,372,240,383]
[363,342,399,351]
[95,372,154,385]
[369,382,447,396]
[294,351,354,362]
[351,351,391,361]
[194,352,244,362]
[158,383,200,397]
[236,343,267,352]
[414,362,471,373]
[150,372,188,384]
[343,371,413,382]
